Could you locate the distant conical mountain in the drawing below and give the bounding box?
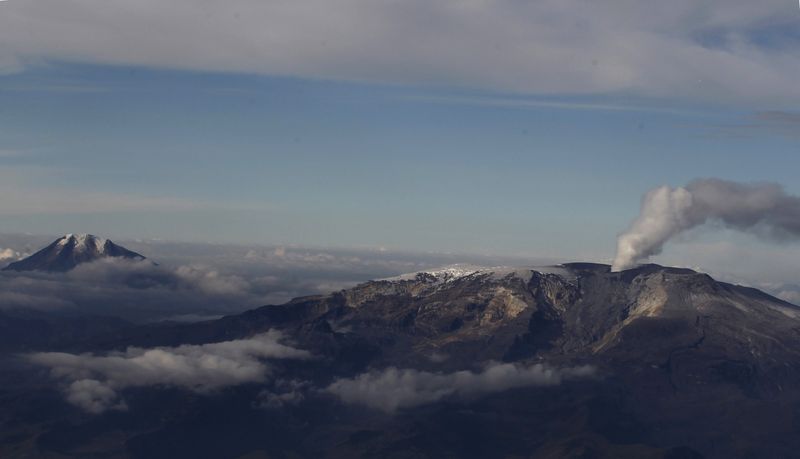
[2,234,145,272]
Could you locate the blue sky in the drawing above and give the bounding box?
[0,0,799,268]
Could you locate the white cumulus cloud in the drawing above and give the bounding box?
[325,362,595,413]
[29,330,311,413]
[0,247,21,261]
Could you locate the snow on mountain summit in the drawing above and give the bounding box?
[57,234,108,253]
[382,264,574,284]
[3,233,146,272]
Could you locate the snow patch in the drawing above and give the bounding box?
[381,264,485,283]
[381,264,573,284]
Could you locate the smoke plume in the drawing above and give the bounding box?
[612,178,800,271]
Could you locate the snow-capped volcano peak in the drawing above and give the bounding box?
[3,233,146,272]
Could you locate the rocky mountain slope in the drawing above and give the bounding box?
[3,262,800,458]
[97,262,800,372]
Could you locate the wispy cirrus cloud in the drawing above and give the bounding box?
[0,0,798,105]
[699,110,800,140]
[398,94,690,114]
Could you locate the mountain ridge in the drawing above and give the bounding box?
[5,261,800,457]
[83,262,800,373]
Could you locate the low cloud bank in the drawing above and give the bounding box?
[29,331,310,413]
[0,236,545,321]
[0,258,265,319]
[325,362,595,413]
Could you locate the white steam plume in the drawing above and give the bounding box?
[612,178,800,271]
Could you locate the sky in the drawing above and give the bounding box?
[1,0,799,275]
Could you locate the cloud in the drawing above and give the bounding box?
[613,179,800,271]
[400,94,688,114]
[0,1,798,104]
[0,234,554,320]
[65,379,128,414]
[325,362,595,413]
[0,289,74,310]
[702,111,800,140]
[0,247,21,261]
[256,379,310,409]
[0,257,277,318]
[29,330,311,413]
[174,265,251,296]
[66,258,253,298]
